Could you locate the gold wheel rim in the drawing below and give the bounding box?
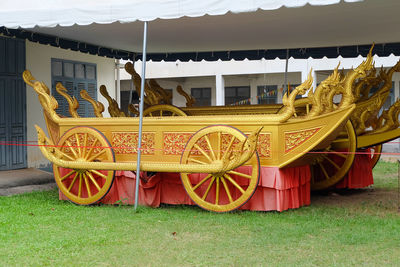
[311,121,357,191]
[53,126,115,205]
[180,125,260,212]
[143,104,187,117]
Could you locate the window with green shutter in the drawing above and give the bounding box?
[51,58,97,117]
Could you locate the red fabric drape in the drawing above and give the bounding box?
[59,165,311,212]
[335,149,374,189]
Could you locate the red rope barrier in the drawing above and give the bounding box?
[1,141,399,155]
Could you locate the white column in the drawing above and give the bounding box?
[115,59,121,105]
[215,74,225,106]
[393,72,400,101]
[277,83,283,104]
[249,78,258,104]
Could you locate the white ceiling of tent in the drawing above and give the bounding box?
[2,0,399,53]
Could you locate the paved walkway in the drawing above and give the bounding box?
[0,168,56,196]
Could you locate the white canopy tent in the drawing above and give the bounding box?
[2,0,400,56]
[2,0,398,209]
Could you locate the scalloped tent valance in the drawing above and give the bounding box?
[2,0,400,60]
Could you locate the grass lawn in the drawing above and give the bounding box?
[1,161,399,266]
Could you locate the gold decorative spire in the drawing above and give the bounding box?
[176,85,196,107]
[55,83,80,118]
[80,89,104,117]
[99,85,126,117]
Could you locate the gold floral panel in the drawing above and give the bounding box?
[285,127,321,153]
[163,132,208,155]
[112,132,155,154]
[163,133,192,155]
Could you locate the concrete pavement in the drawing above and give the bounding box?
[0,168,56,196]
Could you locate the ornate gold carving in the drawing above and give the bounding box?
[23,70,60,123]
[370,98,400,134]
[80,89,104,117]
[55,83,80,118]
[124,62,163,107]
[279,71,313,121]
[149,79,173,105]
[285,128,321,153]
[351,60,400,134]
[112,132,155,154]
[99,85,126,117]
[128,104,140,117]
[177,85,196,107]
[256,133,271,158]
[307,65,341,117]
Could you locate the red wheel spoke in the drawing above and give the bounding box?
[192,174,212,191]
[224,173,245,194]
[60,170,75,182]
[86,171,102,192]
[322,155,341,170]
[78,174,82,198]
[90,169,108,179]
[67,172,79,192]
[227,170,252,179]
[202,176,215,200]
[83,174,92,197]
[221,177,233,203]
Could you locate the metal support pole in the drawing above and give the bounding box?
[134,21,148,211]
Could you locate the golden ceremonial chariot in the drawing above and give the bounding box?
[24,46,400,212]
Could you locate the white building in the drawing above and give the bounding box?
[118,55,400,152]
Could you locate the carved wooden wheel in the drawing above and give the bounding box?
[143,104,187,117]
[53,126,115,205]
[311,121,357,191]
[369,144,382,168]
[180,125,260,212]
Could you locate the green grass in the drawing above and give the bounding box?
[372,161,400,189]
[1,161,399,266]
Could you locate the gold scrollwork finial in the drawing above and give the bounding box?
[280,70,313,122]
[176,85,196,107]
[55,83,80,118]
[23,70,60,122]
[99,85,126,117]
[80,89,104,117]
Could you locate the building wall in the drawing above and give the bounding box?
[119,56,400,152]
[120,72,302,107]
[25,41,116,168]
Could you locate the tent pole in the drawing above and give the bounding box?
[134,21,148,211]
